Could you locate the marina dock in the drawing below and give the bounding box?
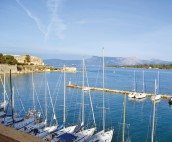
[67,84,172,100]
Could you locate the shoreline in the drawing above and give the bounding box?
[0,64,79,74]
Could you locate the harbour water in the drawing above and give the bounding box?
[1,67,172,142]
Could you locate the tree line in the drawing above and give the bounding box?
[108,64,172,69]
[0,53,31,65]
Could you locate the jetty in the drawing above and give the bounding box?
[67,84,171,100]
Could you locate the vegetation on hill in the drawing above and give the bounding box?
[108,64,172,69]
[0,53,18,65]
[25,55,30,63]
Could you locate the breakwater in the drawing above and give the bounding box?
[67,84,171,100]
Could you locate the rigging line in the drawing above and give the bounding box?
[117,106,124,142]
[0,75,9,100]
[47,81,58,125]
[53,72,63,109]
[52,72,63,105]
[107,92,113,129]
[84,65,96,127]
[49,73,63,124]
[13,80,26,113]
[34,86,44,119]
[67,71,81,122]
[66,67,82,125]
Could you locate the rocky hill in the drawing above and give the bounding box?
[44,56,172,67]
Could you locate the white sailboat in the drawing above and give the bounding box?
[70,58,96,142]
[135,71,147,99]
[45,65,77,141]
[128,70,136,98]
[34,75,58,139]
[1,76,23,126]
[14,72,42,130]
[151,79,161,102]
[87,48,114,142]
[19,72,44,133]
[52,59,96,142]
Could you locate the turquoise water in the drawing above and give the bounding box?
[1,68,172,142]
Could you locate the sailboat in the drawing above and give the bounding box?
[135,71,147,99]
[2,70,24,127]
[44,65,77,141]
[87,48,114,142]
[20,73,49,134]
[72,58,96,141]
[128,70,137,98]
[34,74,58,139]
[14,72,42,130]
[52,59,96,142]
[151,79,161,102]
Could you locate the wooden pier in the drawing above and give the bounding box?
[67,84,171,100]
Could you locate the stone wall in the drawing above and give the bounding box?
[0,64,17,73]
[0,64,54,74]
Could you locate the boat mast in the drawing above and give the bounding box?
[32,72,35,110]
[134,70,136,91]
[3,72,5,110]
[142,70,145,92]
[45,72,47,125]
[82,58,85,126]
[10,69,14,127]
[102,48,105,131]
[122,94,126,142]
[63,64,66,126]
[157,71,159,94]
[151,80,156,142]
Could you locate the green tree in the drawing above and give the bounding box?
[0,53,5,64]
[25,55,31,63]
[3,55,18,65]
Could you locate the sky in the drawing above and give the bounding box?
[0,0,172,60]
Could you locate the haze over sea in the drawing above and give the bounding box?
[1,66,172,142]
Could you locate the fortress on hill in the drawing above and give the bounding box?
[13,55,44,65]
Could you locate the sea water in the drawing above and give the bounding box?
[0,67,172,142]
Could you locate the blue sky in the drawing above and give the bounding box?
[0,0,172,60]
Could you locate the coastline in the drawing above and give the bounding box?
[0,64,78,74]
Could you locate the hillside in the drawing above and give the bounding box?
[44,56,172,67]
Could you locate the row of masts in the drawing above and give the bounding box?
[0,49,161,142]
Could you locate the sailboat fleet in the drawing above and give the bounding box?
[1,50,171,142]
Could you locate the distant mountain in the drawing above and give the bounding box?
[44,56,172,67]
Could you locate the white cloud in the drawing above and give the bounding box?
[46,0,67,40]
[15,0,46,35]
[15,0,66,41]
